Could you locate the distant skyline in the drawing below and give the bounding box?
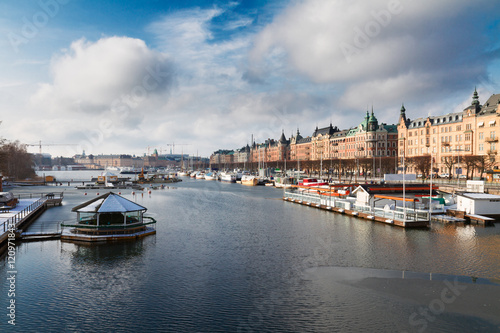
[1,0,499,157]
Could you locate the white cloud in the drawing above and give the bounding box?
[32,36,174,112]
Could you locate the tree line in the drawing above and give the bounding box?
[405,155,493,180]
[0,139,36,180]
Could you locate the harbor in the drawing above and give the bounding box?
[1,178,499,332]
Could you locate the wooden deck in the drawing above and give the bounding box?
[465,214,496,226]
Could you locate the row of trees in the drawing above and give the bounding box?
[405,155,494,180]
[0,139,36,180]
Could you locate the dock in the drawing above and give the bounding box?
[20,231,62,241]
[465,214,496,226]
[283,187,430,228]
[0,192,63,254]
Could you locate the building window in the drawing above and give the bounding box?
[490,131,496,139]
[465,133,471,141]
[479,143,484,151]
[479,132,484,140]
[465,145,470,151]
[456,125,462,131]
[466,124,472,130]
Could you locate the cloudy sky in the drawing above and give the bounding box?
[1,0,499,158]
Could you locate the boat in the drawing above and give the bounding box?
[196,172,205,179]
[298,178,328,187]
[120,167,142,174]
[106,166,121,173]
[204,172,218,181]
[220,172,236,183]
[190,171,198,178]
[274,176,294,188]
[178,171,189,177]
[241,175,258,186]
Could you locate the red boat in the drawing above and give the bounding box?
[298,178,328,187]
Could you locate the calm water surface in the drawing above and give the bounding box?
[2,176,500,332]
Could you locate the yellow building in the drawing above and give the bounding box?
[397,89,500,178]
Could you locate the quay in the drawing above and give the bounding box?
[0,192,63,255]
[283,185,432,228]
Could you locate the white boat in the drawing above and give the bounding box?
[106,166,121,172]
[120,167,142,174]
[190,172,198,178]
[204,172,218,181]
[241,175,258,186]
[196,172,205,179]
[220,172,236,183]
[178,171,188,177]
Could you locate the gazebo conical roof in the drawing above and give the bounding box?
[72,192,147,213]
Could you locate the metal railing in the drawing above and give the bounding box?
[61,216,157,229]
[284,189,430,222]
[1,198,46,233]
[12,192,64,200]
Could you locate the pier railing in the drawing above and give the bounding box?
[284,188,430,223]
[12,192,64,200]
[1,198,46,233]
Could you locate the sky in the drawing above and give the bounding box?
[0,0,499,158]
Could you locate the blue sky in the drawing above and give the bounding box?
[1,0,499,158]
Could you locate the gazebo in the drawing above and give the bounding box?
[61,192,156,242]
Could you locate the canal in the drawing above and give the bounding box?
[1,177,499,332]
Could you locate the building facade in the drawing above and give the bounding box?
[398,89,500,177]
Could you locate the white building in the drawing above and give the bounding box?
[456,193,500,215]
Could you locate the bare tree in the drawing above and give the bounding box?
[463,155,480,180]
[442,156,458,180]
[413,155,431,181]
[475,155,496,180]
[0,140,36,180]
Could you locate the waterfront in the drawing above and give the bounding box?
[1,176,500,332]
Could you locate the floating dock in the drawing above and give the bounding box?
[283,186,430,228]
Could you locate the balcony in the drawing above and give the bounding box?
[442,142,450,146]
[485,137,498,143]
[357,147,364,151]
[487,150,497,155]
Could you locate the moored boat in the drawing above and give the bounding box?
[298,178,328,187]
[241,175,258,186]
[204,172,218,181]
[220,172,236,183]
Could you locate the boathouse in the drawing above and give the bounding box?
[61,192,156,242]
[456,193,500,217]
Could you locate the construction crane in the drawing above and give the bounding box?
[26,140,78,155]
[164,143,190,155]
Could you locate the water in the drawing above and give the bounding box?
[2,177,500,332]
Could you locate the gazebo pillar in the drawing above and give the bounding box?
[97,214,100,226]
[124,213,127,225]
